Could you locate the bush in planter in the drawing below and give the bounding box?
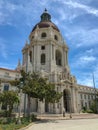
[30,114,37,122]
[21,117,30,124]
[86,109,93,113]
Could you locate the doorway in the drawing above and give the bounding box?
[63,89,71,112]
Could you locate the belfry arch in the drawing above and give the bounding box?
[63,89,71,112]
[55,50,62,66]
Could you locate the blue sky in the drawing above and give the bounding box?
[0,0,98,88]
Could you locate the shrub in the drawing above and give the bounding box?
[30,114,37,121]
[86,109,93,113]
[21,117,30,124]
[0,117,16,124]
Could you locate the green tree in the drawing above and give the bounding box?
[10,70,62,117]
[0,90,19,117]
[90,95,98,113]
[21,71,62,116]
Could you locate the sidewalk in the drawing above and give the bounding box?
[20,114,98,130]
[36,113,98,120]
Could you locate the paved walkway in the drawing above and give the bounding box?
[22,118,98,130]
[20,114,98,130]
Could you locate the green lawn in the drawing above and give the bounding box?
[0,122,30,130]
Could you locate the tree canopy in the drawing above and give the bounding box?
[20,70,62,103]
[0,90,19,117]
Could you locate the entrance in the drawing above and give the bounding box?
[63,89,71,112]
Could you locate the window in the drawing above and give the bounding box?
[91,95,93,99]
[4,72,9,77]
[29,51,32,62]
[16,74,19,77]
[80,94,82,99]
[54,35,58,40]
[85,102,87,109]
[4,84,9,91]
[89,101,91,108]
[41,32,47,38]
[55,50,62,66]
[41,45,45,50]
[41,53,46,65]
[81,101,84,108]
[32,36,34,39]
[88,95,90,99]
[5,72,9,76]
[84,94,86,99]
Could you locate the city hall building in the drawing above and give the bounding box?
[0,9,97,114]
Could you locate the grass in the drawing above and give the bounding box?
[0,114,37,130]
[0,122,30,130]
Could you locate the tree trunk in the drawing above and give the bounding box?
[27,95,31,117]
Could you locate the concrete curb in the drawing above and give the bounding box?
[19,123,34,130]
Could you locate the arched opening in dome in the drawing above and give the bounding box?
[55,50,62,66]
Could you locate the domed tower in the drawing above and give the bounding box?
[22,9,78,114]
[22,9,69,75]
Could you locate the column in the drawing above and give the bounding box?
[71,86,78,113]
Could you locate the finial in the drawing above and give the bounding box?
[45,8,47,12]
[41,8,51,22]
[16,59,21,71]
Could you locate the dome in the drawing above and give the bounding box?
[32,9,60,32]
[32,21,59,32]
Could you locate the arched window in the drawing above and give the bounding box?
[55,50,62,66]
[41,32,47,38]
[29,51,32,62]
[41,53,46,65]
[54,35,58,40]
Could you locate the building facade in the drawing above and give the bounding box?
[21,9,97,114]
[0,9,97,114]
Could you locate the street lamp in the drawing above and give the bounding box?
[92,73,98,113]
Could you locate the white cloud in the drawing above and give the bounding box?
[85,49,94,54]
[66,28,98,47]
[0,62,16,69]
[78,79,93,87]
[71,55,96,69]
[79,56,96,63]
[77,74,94,87]
[77,29,98,47]
[62,0,98,17]
[78,64,98,88]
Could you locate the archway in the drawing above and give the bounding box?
[63,89,71,112]
[55,50,62,66]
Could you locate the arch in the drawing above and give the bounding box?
[41,32,47,38]
[55,50,62,66]
[41,53,46,65]
[63,89,71,112]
